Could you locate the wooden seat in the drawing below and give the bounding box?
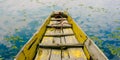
[51,18,67,21]
[39,44,83,49]
[47,24,72,28]
[45,33,74,37]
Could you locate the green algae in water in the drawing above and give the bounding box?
[90,36,99,40]
[90,36,103,48]
[97,40,103,48]
[116,27,120,30]
[88,6,94,9]
[79,4,84,6]
[107,44,120,57]
[107,31,120,40]
[88,14,91,17]
[12,46,18,50]
[0,58,3,60]
[15,28,19,32]
[0,55,3,60]
[114,20,120,23]
[107,27,120,40]
[4,36,23,41]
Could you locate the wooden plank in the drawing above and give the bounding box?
[65,36,87,60]
[49,29,63,60]
[45,28,55,35]
[61,37,66,44]
[47,24,72,28]
[65,36,79,44]
[62,49,70,60]
[41,37,53,45]
[53,37,61,44]
[60,36,70,60]
[50,49,61,60]
[45,26,73,37]
[50,37,61,60]
[45,33,74,37]
[85,38,108,60]
[45,28,74,37]
[54,27,63,34]
[63,28,74,34]
[39,44,83,48]
[68,48,87,60]
[49,21,57,25]
[49,19,71,28]
[51,18,67,21]
[35,37,53,60]
[64,28,87,60]
[35,48,51,60]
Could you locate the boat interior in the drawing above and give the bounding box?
[15,11,108,60]
[35,11,87,60]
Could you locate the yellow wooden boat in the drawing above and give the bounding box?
[15,11,108,60]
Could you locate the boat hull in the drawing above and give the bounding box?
[15,11,108,60]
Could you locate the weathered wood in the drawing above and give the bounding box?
[46,25,72,37]
[63,28,74,34]
[35,37,53,60]
[35,48,51,60]
[65,36,87,60]
[47,24,72,28]
[51,18,67,21]
[45,33,74,37]
[60,36,70,60]
[85,38,108,60]
[50,49,61,60]
[45,28,55,35]
[45,24,73,37]
[68,48,87,60]
[49,20,57,25]
[39,44,83,49]
[64,28,87,60]
[53,37,61,44]
[60,37,66,44]
[41,37,53,44]
[50,34,61,60]
[65,36,79,44]
[62,50,70,60]
[49,18,71,28]
[15,11,108,60]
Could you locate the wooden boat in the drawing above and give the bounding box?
[15,11,108,60]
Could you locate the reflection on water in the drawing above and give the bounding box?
[0,0,120,60]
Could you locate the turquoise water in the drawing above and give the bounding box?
[0,0,120,60]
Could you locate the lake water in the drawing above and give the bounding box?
[0,0,120,60]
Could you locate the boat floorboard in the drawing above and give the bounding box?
[35,18,87,60]
[51,18,67,21]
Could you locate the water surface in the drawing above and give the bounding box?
[0,0,120,60]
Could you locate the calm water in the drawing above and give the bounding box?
[0,0,120,60]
